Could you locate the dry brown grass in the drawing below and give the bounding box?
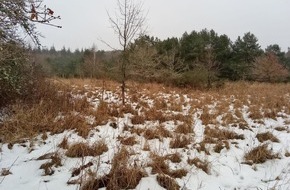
[214,141,230,153]
[157,125,173,138]
[256,132,280,143]
[169,101,183,112]
[144,108,167,123]
[175,123,193,134]
[154,98,168,110]
[0,168,12,176]
[156,174,180,190]
[39,152,62,176]
[142,140,150,151]
[204,127,244,143]
[200,111,218,126]
[131,114,146,125]
[196,141,210,155]
[66,141,108,158]
[58,136,69,149]
[274,127,287,131]
[2,78,289,146]
[130,127,145,136]
[165,153,182,163]
[0,81,93,143]
[81,147,147,190]
[149,153,170,175]
[142,125,172,140]
[119,104,138,115]
[90,101,111,126]
[221,113,238,126]
[118,136,138,146]
[0,103,57,143]
[248,105,263,121]
[149,153,187,178]
[56,114,92,138]
[187,157,210,174]
[170,135,192,149]
[244,144,279,165]
[143,128,160,140]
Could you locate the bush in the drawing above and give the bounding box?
[0,42,46,107]
[174,70,208,89]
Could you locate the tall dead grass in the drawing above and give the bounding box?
[81,147,146,190]
[244,144,279,165]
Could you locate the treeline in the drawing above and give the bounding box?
[35,29,290,88]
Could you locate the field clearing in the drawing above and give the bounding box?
[0,79,290,190]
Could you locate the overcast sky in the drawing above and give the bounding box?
[37,0,290,52]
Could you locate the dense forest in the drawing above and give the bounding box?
[34,29,290,88]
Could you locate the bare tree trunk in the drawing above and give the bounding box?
[107,0,146,105]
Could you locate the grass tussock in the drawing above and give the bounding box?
[157,125,173,138]
[244,144,279,165]
[39,153,62,176]
[156,174,180,190]
[91,101,111,126]
[196,141,210,155]
[170,135,192,149]
[256,132,280,143]
[66,141,108,157]
[142,125,172,140]
[82,147,146,190]
[214,141,230,153]
[149,153,187,178]
[187,157,210,174]
[56,113,92,138]
[144,108,167,123]
[274,127,287,131]
[175,123,193,134]
[118,136,138,146]
[58,136,69,149]
[119,104,138,115]
[165,153,182,163]
[200,112,218,125]
[204,127,244,143]
[131,114,145,125]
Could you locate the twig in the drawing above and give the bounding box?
[0,156,19,184]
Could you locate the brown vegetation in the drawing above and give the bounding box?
[118,136,138,146]
[188,157,210,174]
[204,127,244,143]
[81,147,146,190]
[175,123,193,134]
[244,144,279,165]
[149,153,187,178]
[170,135,192,148]
[39,153,62,176]
[66,141,108,157]
[256,132,279,143]
[156,174,180,190]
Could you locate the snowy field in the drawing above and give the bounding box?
[1,81,290,190]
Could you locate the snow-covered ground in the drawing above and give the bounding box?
[1,83,290,190]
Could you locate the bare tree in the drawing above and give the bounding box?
[0,0,61,45]
[202,45,220,88]
[252,52,289,82]
[107,0,146,105]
